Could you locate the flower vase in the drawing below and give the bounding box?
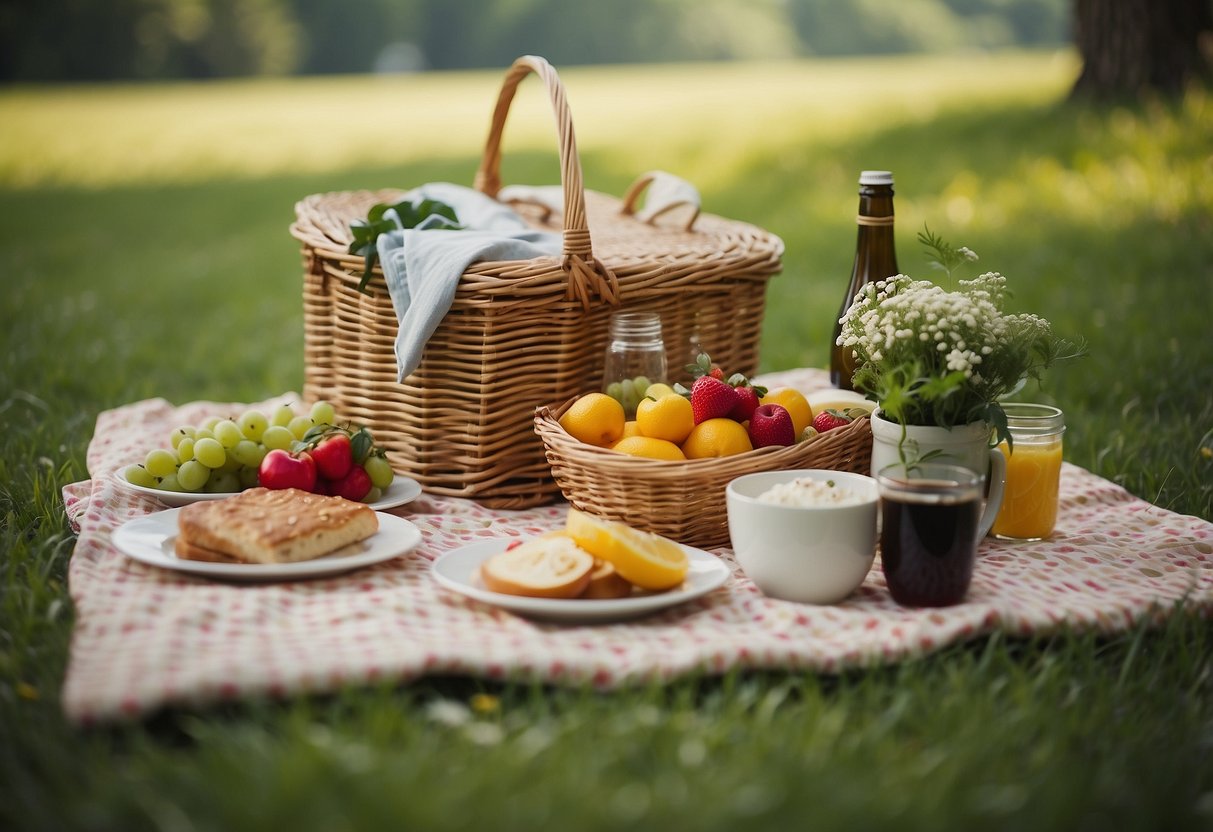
[869,407,1007,539]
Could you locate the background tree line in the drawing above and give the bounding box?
[1,0,1071,81]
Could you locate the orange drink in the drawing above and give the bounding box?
[991,404,1065,541]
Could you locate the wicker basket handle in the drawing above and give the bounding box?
[473,55,619,310]
[621,170,701,231]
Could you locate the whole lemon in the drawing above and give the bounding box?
[559,393,626,446]
[636,393,695,444]
[681,418,753,459]
[611,436,687,461]
[760,388,814,436]
[621,420,643,439]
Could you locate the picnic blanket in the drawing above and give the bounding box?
[60,369,1213,724]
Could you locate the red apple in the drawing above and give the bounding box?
[332,464,373,502]
[258,449,318,492]
[748,404,795,448]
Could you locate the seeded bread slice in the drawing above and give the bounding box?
[176,487,378,564]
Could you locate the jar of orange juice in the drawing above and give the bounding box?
[991,404,1065,541]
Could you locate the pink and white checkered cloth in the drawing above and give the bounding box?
[60,370,1213,724]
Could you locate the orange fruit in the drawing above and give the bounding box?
[620,420,642,439]
[636,393,695,444]
[611,436,687,461]
[565,508,688,590]
[681,418,753,459]
[559,393,626,446]
[760,388,814,436]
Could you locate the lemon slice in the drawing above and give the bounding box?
[805,390,877,417]
[565,508,689,591]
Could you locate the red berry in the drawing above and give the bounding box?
[689,376,740,424]
[310,433,353,480]
[708,367,725,380]
[729,385,761,422]
[812,409,854,433]
[332,464,373,502]
[748,404,795,448]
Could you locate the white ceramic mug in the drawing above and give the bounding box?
[869,408,1006,539]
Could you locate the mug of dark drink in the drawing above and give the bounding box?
[877,463,989,607]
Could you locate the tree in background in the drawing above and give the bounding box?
[1071,0,1213,98]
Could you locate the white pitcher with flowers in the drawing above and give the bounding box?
[836,228,1086,539]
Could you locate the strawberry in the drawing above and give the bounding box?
[689,376,739,424]
[729,385,761,422]
[748,404,795,447]
[812,408,854,433]
[708,367,725,380]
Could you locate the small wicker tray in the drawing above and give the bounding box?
[535,400,873,549]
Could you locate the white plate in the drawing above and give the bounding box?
[112,508,422,582]
[431,539,731,622]
[111,468,422,511]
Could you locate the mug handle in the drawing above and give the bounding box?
[977,446,1007,540]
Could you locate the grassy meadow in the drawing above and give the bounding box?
[1,51,1211,830]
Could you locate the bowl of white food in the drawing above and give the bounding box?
[726,469,879,605]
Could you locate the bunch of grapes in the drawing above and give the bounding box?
[122,400,392,500]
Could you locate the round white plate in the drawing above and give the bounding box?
[111,468,422,511]
[112,508,422,582]
[431,539,731,622]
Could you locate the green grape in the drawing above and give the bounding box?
[362,486,383,504]
[124,464,158,488]
[206,471,241,493]
[238,410,268,442]
[177,460,210,492]
[214,419,243,450]
[262,425,294,451]
[219,450,243,473]
[193,437,226,469]
[288,415,314,440]
[176,436,196,463]
[144,448,178,479]
[157,473,184,492]
[232,439,266,468]
[194,428,215,442]
[238,466,260,489]
[632,375,651,394]
[310,400,336,426]
[363,455,394,489]
[201,417,222,432]
[271,404,295,427]
[605,381,624,403]
[169,426,195,449]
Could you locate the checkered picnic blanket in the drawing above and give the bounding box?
[60,369,1213,723]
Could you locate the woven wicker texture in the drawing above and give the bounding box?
[536,400,873,549]
[290,56,783,508]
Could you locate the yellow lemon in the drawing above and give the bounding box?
[620,420,642,439]
[611,436,687,461]
[565,507,688,590]
[760,388,814,436]
[644,382,676,400]
[681,418,753,459]
[636,393,695,444]
[559,393,626,446]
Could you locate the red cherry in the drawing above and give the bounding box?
[332,465,372,502]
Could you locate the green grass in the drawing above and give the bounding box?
[2,52,1212,830]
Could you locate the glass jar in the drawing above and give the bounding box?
[991,403,1066,541]
[602,311,666,417]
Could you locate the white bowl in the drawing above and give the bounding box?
[726,469,879,605]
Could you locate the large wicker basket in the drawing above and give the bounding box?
[290,56,783,508]
[535,401,873,549]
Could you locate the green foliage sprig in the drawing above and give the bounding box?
[348,197,463,293]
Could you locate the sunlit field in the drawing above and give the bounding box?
[2,51,1211,830]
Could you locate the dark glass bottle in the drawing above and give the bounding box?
[829,171,900,391]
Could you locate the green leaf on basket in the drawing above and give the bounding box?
[349,195,465,294]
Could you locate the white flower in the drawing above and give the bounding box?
[959,246,979,261]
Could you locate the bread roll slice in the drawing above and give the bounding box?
[479,532,594,598]
[176,487,378,564]
[581,558,634,599]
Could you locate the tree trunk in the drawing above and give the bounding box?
[1071,0,1213,99]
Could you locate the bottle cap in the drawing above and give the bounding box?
[859,170,894,185]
